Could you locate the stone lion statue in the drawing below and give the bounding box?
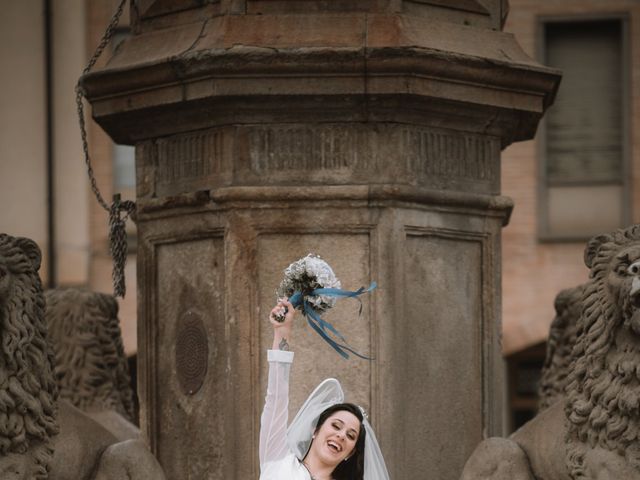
[460,224,640,480]
[0,234,59,478]
[0,233,165,479]
[537,284,585,412]
[45,288,139,441]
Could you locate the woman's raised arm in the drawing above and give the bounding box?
[259,299,295,467]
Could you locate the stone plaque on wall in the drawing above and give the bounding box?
[244,125,498,190]
[398,230,484,480]
[155,236,226,479]
[257,233,373,417]
[141,124,500,198]
[155,128,230,197]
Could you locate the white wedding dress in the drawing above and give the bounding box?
[259,349,311,479]
[258,349,390,480]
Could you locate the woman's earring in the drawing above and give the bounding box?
[312,435,315,439]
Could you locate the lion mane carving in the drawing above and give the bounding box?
[0,233,165,480]
[0,234,59,479]
[537,284,584,412]
[564,226,640,476]
[45,288,134,419]
[45,288,139,440]
[461,224,640,480]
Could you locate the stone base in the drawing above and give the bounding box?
[136,187,508,478]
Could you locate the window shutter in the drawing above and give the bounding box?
[545,21,622,185]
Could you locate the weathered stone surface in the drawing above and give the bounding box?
[132,0,508,29]
[134,190,509,479]
[149,236,227,478]
[136,124,501,199]
[258,233,372,412]
[83,12,559,147]
[45,288,138,441]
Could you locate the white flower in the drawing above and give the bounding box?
[276,254,341,313]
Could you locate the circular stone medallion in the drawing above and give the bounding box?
[175,310,209,395]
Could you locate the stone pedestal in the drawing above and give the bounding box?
[82,2,560,478]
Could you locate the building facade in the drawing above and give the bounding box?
[0,0,137,354]
[502,0,640,430]
[1,0,639,432]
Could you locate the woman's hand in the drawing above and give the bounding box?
[270,298,294,350]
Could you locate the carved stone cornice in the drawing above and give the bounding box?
[134,184,514,226]
[82,13,559,147]
[131,0,509,30]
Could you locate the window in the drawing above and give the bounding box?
[111,28,136,203]
[507,342,545,433]
[111,28,137,251]
[540,18,628,239]
[113,143,135,201]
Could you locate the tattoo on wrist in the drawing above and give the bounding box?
[279,337,290,351]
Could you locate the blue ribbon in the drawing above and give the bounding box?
[289,282,377,360]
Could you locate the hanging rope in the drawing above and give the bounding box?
[75,0,133,297]
[109,195,136,297]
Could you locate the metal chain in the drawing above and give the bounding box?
[75,0,135,298]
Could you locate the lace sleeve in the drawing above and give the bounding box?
[259,349,295,467]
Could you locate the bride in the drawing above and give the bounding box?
[259,299,390,480]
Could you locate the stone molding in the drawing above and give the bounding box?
[134,185,514,228]
[155,128,228,193]
[82,13,559,146]
[246,125,498,180]
[137,227,225,454]
[137,124,501,198]
[133,0,508,30]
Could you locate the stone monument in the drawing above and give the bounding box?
[81,2,560,478]
[45,288,139,441]
[460,225,640,479]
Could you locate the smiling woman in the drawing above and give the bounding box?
[304,404,366,480]
[259,300,390,480]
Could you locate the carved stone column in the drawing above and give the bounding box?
[82,1,560,478]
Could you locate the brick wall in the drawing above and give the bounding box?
[502,0,640,354]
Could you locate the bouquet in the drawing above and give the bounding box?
[274,254,376,359]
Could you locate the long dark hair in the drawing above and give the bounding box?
[314,403,366,480]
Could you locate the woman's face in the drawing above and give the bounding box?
[311,410,361,466]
